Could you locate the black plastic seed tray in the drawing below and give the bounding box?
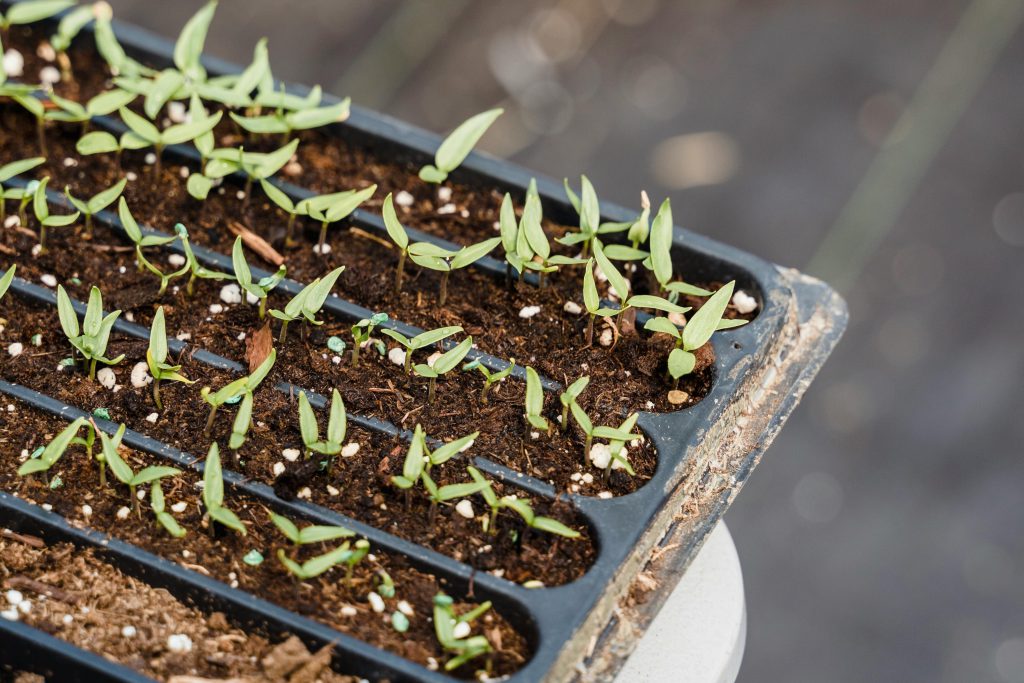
[0,6,848,681]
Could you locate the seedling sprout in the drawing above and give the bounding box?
[432,593,493,671]
[98,422,181,516]
[419,108,503,184]
[350,312,388,367]
[64,177,127,237]
[269,266,344,343]
[202,443,246,536]
[463,358,515,404]
[644,281,746,385]
[231,236,287,319]
[16,417,86,483]
[0,264,15,302]
[558,375,589,431]
[524,366,549,434]
[147,306,195,410]
[33,178,80,253]
[381,325,463,375]
[297,389,347,473]
[381,192,411,292]
[413,336,473,404]
[269,511,354,547]
[409,237,502,306]
[150,480,186,538]
[0,157,44,224]
[201,349,277,436]
[56,284,125,381]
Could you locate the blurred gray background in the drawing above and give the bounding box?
[107,1,1024,681]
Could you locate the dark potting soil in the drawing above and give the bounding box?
[0,398,531,677]
[0,536,363,682]
[0,296,597,586]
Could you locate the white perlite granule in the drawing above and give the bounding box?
[167,634,193,653]
[97,368,116,389]
[732,290,758,314]
[518,305,541,319]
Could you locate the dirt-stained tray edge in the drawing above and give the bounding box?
[556,269,847,682]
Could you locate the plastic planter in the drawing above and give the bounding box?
[0,7,848,682]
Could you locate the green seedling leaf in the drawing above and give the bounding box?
[420,108,503,183]
[682,281,735,351]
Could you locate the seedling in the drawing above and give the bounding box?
[0,157,44,224]
[119,202,187,293]
[269,510,354,547]
[627,190,651,251]
[349,312,388,367]
[421,472,487,524]
[202,443,246,536]
[569,402,639,465]
[93,3,152,79]
[48,3,93,81]
[197,140,299,203]
[9,90,48,155]
[98,422,180,516]
[268,266,344,343]
[150,480,186,538]
[560,175,636,259]
[46,89,137,134]
[587,241,691,347]
[64,178,127,237]
[231,236,287,319]
[391,425,427,494]
[69,419,97,478]
[147,306,194,410]
[276,543,356,582]
[229,391,254,450]
[558,375,589,431]
[498,495,582,539]
[600,413,640,484]
[644,281,746,385]
[16,417,86,483]
[501,184,585,287]
[341,538,371,584]
[187,94,217,171]
[413,336,473,404]
[84,107,222,177]
[175,223,233,295]
[0,0,74,38]
[381,193,411,292]
[0,264,15,303]
[56,285,125,381]
[381,325,463,375]
[432,593,493,671]
[419,108,503,184]
[201,349,277,436]
[466,466,502,534]
[408,236,502,306]
[645,197,714,299]
[463,467,580,539]
[298,185,377,256]
[259,179,305,247]
[392,426,478,494]
[524,366,549,433]
[462,358,515,404]
[230,96,350,139]
[33,178,80,253]
[297,389,347,473]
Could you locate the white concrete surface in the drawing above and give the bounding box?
[617,521,747,683]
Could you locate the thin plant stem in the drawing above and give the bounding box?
[395,250,406,293]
